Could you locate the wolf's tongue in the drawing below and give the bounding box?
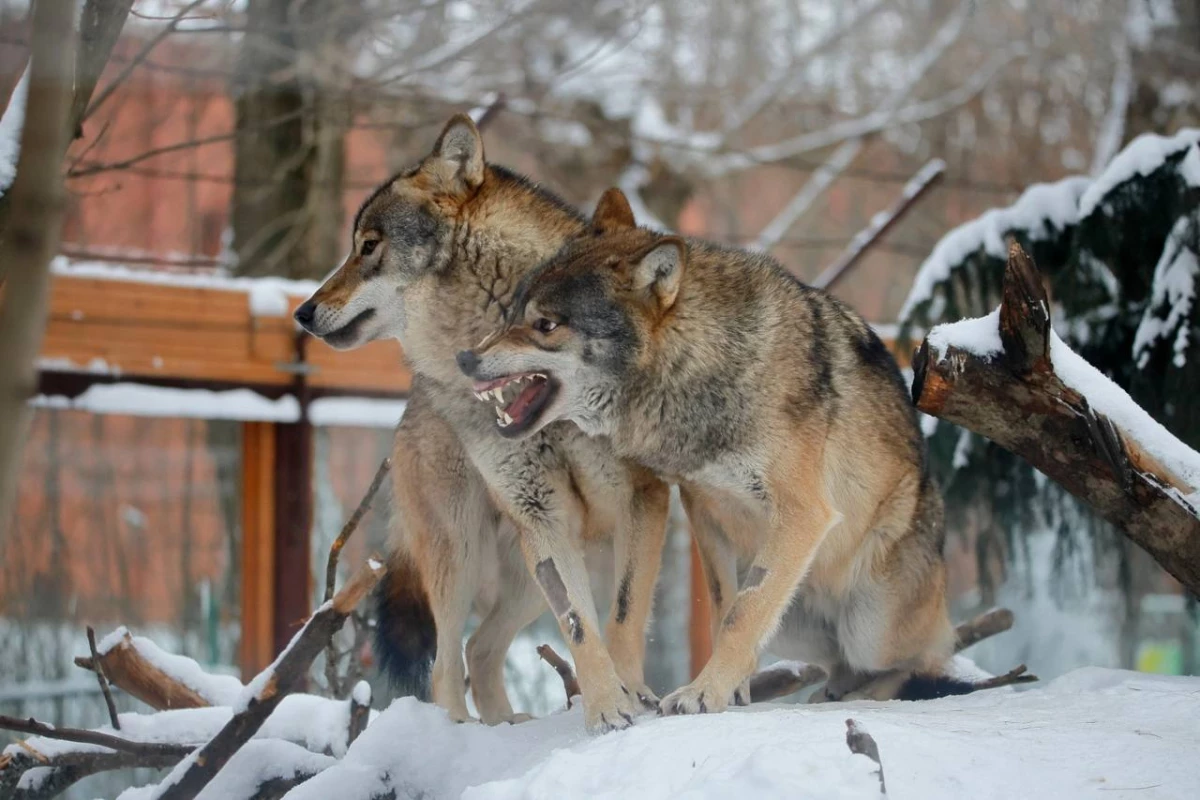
[504,380,547,423]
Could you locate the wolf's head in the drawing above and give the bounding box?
[293,114,491,350]
[455,188,686,438]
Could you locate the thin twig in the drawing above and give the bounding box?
[0,715,192,758]
[323,458,391,698]
[324,458,392,604]
[87,626,121,730]
[845,719,886,795]
[536,644,581,708]
[84,0,210,121]
[747,662,827,703]
[473,93,507,132]
[971,664,1039,691]
[813,158,945,290]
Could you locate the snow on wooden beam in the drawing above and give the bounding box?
[911,242,1200,595]
[40,265,410,397]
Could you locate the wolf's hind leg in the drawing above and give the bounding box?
[604,472,670,710]
[468,569,545,724]
[661,453,841,716]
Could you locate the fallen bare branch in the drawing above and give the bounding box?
[87,626,121,730]
[157,558,385,800]
[0,715,191,758]
[971,664,1039,691]
[845,719,886,795]
[747,663,828,703]
[536,644,581,708]
[3,748,180,800]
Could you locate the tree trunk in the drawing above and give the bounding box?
[911,242,1200,595]
[0,0,80,534]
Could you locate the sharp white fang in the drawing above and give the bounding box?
[490,388,504,402]
[502,411,514,426]
[474,391,485,401]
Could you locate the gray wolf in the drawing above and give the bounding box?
[295,118,669,733]
[458,188,968,715]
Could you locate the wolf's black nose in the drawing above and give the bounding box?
[294,301,316,330]
[456,349,480,376]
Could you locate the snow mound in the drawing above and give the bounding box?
[282,669,1200,800]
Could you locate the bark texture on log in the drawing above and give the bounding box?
[912,242,1200,595]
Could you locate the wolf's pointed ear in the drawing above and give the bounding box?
[429,113,485,193]
[592,188,636,234]
[632,237,686,310]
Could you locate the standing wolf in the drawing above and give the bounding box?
[459,189,966,714]
[295,118,668,732]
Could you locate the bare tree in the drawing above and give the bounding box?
[0,0,83,532]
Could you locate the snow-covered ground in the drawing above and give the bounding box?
[283,668,1198,800]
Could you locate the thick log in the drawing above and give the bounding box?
[74,631,211,710]
[157,559,384,800]
[912,242,1200,595]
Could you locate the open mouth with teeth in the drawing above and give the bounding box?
[472,372,558,437]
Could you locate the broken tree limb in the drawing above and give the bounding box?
[3,748,182,800]
[954,607,1014,651]
[845,719,886,795]
[536,644,581,708]
[156,558,385,800]
[87,625,121,729]
[750,607,1017,704]
[748,663,828,703]
[74,631,211,710]
[912,242,1200,595]
[348,681,371,746]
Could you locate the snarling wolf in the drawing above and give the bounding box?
[460,189,969,713]
[295,118,669,733]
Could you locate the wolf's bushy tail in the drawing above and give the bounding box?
[373,552,436,700]
[894,673,976,701]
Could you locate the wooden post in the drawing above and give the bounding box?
[240,421,276,676]
[688,538,713,679]
[272,417,314,653]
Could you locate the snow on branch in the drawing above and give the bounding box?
[899,175,1090,322]
[150,559,384,799]
[912,242,1200,594]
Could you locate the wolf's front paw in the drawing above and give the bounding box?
[624,681,661,712]
[583,683,642,734]
[659,677,730,716]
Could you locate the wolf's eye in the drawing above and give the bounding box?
[361,239,379,257]
[532,318,559,334]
